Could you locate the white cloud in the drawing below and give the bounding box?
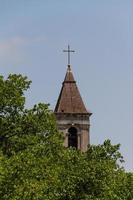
[0,36,46,67]
[0,36,46,53]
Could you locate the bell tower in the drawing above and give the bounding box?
[54,62,92,151]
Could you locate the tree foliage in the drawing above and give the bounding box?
[0,74,133,200]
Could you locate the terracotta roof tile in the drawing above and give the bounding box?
[54,65,91,114]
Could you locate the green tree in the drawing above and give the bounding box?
[0,74,61,156]
[0,74,133,200]
[54,141,131,200]
[0,74,64,199]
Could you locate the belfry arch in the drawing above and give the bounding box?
[68,127,78,149]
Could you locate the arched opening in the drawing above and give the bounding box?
[68,127,78,149]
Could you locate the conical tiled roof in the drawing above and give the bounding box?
[54,65,91,114]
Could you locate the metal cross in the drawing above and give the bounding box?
[63,45,75,65]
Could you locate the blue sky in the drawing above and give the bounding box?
[0,0,133,171]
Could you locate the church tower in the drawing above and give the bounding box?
[54,46,92,151]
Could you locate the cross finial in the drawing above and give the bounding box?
[63,45,75,66]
